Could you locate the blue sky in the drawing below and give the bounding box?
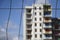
[0,0,60,40]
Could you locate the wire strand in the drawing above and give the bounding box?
[55,0,58,18]
[0,8,60,10]
[6,0,12,40]
[45,0,46,5]
[18,0,24,40]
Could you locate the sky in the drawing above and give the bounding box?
[0,0,60,40]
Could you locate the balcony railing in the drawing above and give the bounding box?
[26,20,32,24]
[44,20,52,23]
[43,31,52,34]
[26,22,32,25]
[26,13,31,14]
[44,37,52,39]
[26,17,32,20]
[26,19,32,22]
[43,26,52,28]
[26,33,31,35]
[44,15,51,17]
[26,28,32,30]
[44,9,51,12]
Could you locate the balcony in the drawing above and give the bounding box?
[26,14,32,20]
[43,23,52,28]
[44,19,51,23]
[43,31,52,34]
[26,8,32,13]
[43,29,52,34]
[44,12,51,17]
[26,19,32,25]
[44,26,52,28]
[26,33,31,35]
[26,30,32,35]
[26,28,32,30]
[43,5,51,12]
[26,23,32,25]
[26,25,32,30]
[44,15,51,17]
[26,13,32,17]
[26,35,32,40]
[44,17,51,23]
[26,17,32,20]
[26,19,32,23]
[26,12,31,14]
[26,20,32,25]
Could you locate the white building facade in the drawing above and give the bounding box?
[23,4,52,40]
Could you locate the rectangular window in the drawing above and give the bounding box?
[40,34,42,38]
[40,29,42,32]
[35,12,36,15]
[35,34,37,38]
[39,7,41,10]
[39,18,41,21]
[34,7,36,10]
[35,18,37,21]
[40,23,41,26]
[39,12,41,15]
[35,29,37,32]
[35,23,37,26]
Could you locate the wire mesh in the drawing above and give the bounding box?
[0,0,60,40]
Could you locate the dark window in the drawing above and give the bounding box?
[39,12,41,15]
[40,29,42,32]
[40,34,42,38]
[35,23,37,26]
[39,7,41,10]
[39,18,41,21]
[35,34,37,38]
[40,23,42,26]
[34,7,36,10]
[35,29,37,32]
[35,12,36,15]
[35,18,37,21]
